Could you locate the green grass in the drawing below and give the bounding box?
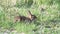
[0,0,60,34]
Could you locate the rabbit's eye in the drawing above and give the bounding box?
[32,16,34,18]
[31,16,35,19]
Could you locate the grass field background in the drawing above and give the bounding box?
[0,0,60,34]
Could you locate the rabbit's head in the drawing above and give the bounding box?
[27,10,37,21]
[31,15,37,20]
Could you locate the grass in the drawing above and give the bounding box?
[0,0,60,34]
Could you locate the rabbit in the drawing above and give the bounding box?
[14,10,37,23]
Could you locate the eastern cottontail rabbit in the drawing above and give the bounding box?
[14,10,37,23]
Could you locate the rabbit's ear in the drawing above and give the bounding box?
[27,10,32,15]
[27,10,32,18]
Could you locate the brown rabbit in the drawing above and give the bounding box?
[14,10,37,23]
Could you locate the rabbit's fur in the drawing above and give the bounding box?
[14,10,37,23]
[27,10,37,21]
